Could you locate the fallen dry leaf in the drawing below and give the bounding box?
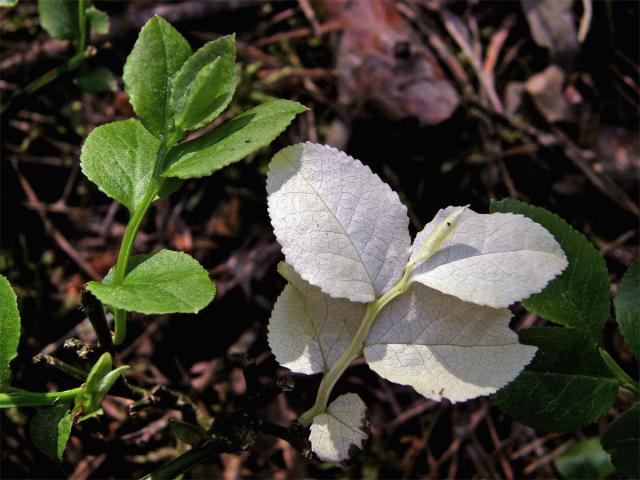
[324,0,459,125]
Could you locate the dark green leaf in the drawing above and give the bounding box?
[554,437,615,479]
[30,405,72,461]
[493,327,618,432]
[491,199,610,338]
[615,259,640,358]
[170,35,236,132]
[0,275,20,391]
[38,0,78,40]
[169,419,209,445]
[86,6,108,34]
[602,403,640,478]
[163,100,307,179]
[80,119,160,212]
[87,249,215,314]
[75,66,117,93]
[122,16,191,137]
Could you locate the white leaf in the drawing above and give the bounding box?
[267,143,411,303]
[410,206,567,308]
[364,283,537,402]
[268,263,365,374]
[309,393,368,462]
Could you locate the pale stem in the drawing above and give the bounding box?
[298,207,467,426]
[298,266,411,426]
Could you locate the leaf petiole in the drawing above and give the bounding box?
[599,348,640,395]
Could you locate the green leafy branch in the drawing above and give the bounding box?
[80,16,306,345]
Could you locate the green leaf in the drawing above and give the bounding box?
[75,66,117,93]
[169,419,209,445]
[554,437,615,479]
[74,352,111,410]
[602,403,640,478]
[38,0,78,40]
[122,16,191,137]
[0,275,20,391]
[80,119,161,212]
[170,35,236,132]
[491,199,610,338]
[30,405,72,461]
[492,327,619,432]
[73,352,128,421]
[86,6,109,34]
[163,100,307,179]
[87,249,215,314]
[0,0,19,8]
[615,259,640,358]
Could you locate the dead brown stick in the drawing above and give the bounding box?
[441,9,504,113]
[472,100,640,217]
[485,414,514,480]
[254,20,341,47]
[483,15,516,80]
[298,0,322,37]
[523,440,572,475]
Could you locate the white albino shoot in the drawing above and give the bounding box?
[266,142,567,461]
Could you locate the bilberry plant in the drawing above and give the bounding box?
[82,15,306,345]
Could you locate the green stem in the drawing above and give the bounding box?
[111,187,158,345]
[33,354,87,382]
[77,0,88,55]
[140,440,228,480]
[111,135,180,346]
[0,387,82,408]
[599,348,640,395]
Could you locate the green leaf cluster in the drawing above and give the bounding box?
[81,16,304,333]
[490,199,639,477]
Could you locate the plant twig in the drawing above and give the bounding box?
[32,354,87,382]
[81,288,113,350]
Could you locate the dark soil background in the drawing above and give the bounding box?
[1,1,638,478]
